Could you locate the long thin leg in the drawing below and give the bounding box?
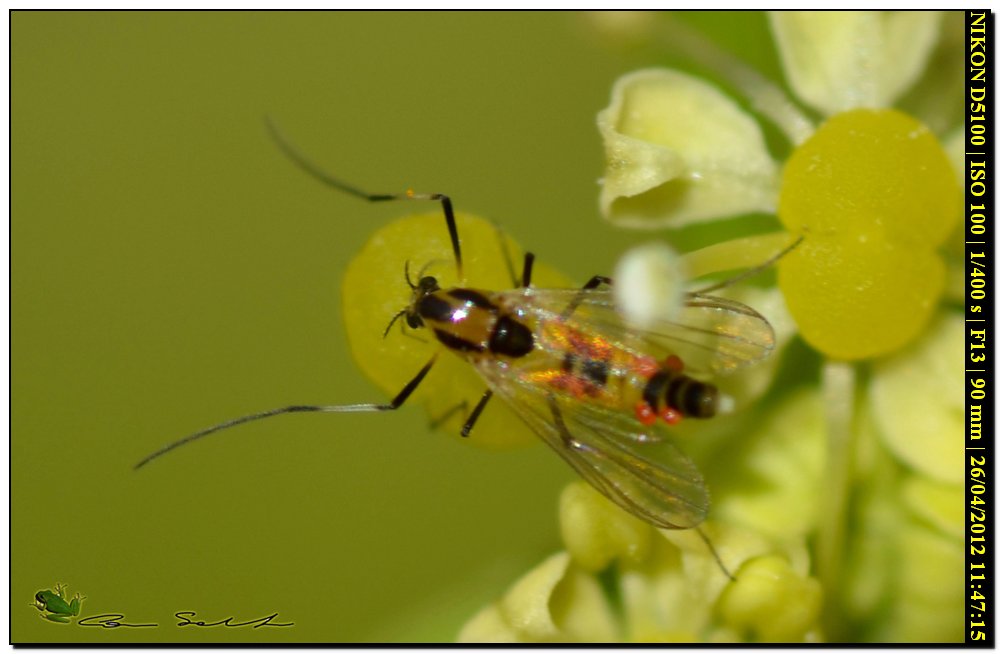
[561,275,613,319]
[460,390,494,437]
[134,355,438,470]
[695,527,736,581]
[547,395,575,447]
[265,118,463,277]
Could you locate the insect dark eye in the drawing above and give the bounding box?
[419,276,439,292]
[406,314,424,329]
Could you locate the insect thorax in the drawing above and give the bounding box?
[419,287,534,358]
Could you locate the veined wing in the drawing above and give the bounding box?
[497,288,775,377]
[476,358,709,529]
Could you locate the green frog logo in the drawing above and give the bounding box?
[33,583,85,623]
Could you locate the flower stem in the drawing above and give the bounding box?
[656,15,815,145]
[817,360,857,638]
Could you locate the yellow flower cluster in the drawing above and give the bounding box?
[455,11,964,643]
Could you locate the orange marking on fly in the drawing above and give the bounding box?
[659,406,683,425]
[634,398,682,427]
[635,402,657,426]
[664,354,684,373]
[632,355,660,378]
[526,369,602,399]
[566,326,613,361]
[137,122,789,580]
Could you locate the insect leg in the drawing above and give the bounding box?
[546,395,576,448]
[429,400,468,431]
[460,390,494,437]
[561,275,614,319]
[520,252,535,288]
[546,395,622,497]
[581,275,614,291]
[486,221,533,289]
[383,306,429,344]
[134,355,438,470]
[695,527,736,581]
[265,118,463,277]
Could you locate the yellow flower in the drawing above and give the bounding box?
[461,471,823,643]
[460,11,964,643]
[598,11,961,361]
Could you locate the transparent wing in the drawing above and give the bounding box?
[673,292,777,374]
[497,288,775,377]
[476,359,708,529]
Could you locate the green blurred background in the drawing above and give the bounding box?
[12,11,779,642]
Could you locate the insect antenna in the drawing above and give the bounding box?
[414,258,450,282]
[264,117,464,278]
[403,260,416,289]
[691,234,804,294]
[382,308,409,338]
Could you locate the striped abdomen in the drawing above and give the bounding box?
[637,365,719,424]
[529,321,719,425]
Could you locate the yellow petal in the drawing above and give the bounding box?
[777,109,959,360]
[559,480,654,572]
[870,313,963,483]
[464,552,618,642]
[617,539,693,641]
[779,237,945,360]
[716,555,823,642]
[598,69,778,228]
[895,11,964,135]
[707,389,825,540]
[888,522,964,641]
[842,471,964,641]
[769,11,943,115]
[456,604,522,643]
[900,475,963,540]
[944,125,965,179]
[342,211,571,448]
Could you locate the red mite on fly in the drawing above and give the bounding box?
[138,121,795,569]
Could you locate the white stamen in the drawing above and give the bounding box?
[716,392,736,415]
[614,242,686,329]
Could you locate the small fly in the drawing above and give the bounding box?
[137,121,797,571]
